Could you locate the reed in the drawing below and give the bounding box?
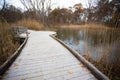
[59,23,110,30]
[83,26,120,80]
[16,18,44,30]
[0,22,19,66]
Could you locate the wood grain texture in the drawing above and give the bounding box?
[2,30,97,80]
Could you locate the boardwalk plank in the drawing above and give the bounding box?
[2,31,97,80]
[68,74,95,80]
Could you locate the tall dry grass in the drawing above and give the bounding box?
[0,22,19,66]
[82,25,120,80]
[60,23,110,30]
[16,19,44,30]
[95,53,119,80]
[85,52,120,80]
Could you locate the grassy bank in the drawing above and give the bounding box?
[59,23,112,30]
[0,22,20,66]
[16,19,44,30]
[81,24,120,80]
[85,52,120,80]
[0,19,44,65]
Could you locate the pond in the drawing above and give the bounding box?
[57,28,120,80]
[57,28,120,79]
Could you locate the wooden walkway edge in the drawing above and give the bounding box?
[51,35,109,80]
[2,31,98,80]
[0,37,28,75]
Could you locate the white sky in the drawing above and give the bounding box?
[53,0,88,8]
[6,0,25,10]
[6,0,88,10]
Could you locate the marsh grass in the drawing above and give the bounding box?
[60,23,110,30]
[84,48,120,80]
[16,19,44,30]
[83,26,120,80]
[0,22,19,66]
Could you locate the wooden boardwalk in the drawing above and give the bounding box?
[2,31,97,80]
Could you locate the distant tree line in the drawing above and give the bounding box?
[87,0,120,28]
[0,0,119,27]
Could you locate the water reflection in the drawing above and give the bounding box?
[57,29,120,64]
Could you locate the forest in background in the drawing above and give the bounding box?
[0,0,119,28]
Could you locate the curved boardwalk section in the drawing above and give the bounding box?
[2,31,97,80]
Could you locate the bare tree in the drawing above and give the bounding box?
[20,0,52,24]
[0,0,6,13]
[85,0,98,22]
[86,0,97,9]
[0,0,8,22]
[73,3,84,24]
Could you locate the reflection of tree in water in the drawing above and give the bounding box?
[57,29,120,47]
[57,29,81,45]
[57,28,120,62]
[84,29,119,46]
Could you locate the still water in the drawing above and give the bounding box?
[57,28,120,64]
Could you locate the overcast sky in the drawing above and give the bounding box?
[53,0,88,8]
[6,0,88,10]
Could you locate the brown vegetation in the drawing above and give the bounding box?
[59,23,110,30]
[85,52,120,80]
[0,22,19,65]
[16,19,44,30]
[81,25,120,80]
